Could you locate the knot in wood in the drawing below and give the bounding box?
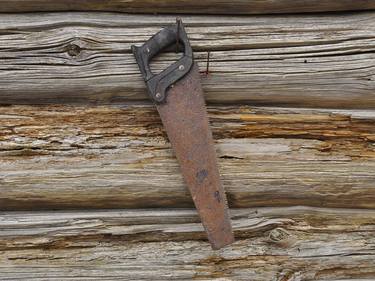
[67,43,81,57]
[269,227,290,243]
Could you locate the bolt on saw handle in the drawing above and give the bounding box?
[131,19,193,103]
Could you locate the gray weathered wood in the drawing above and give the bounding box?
[1,207,375,280]
[0,0,374,14]
[0,12,374,108]
[1,105,374,210]
[1,8,375,281]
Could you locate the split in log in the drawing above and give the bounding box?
[0,0,374,15]
[0,12,374,108]
[1,105,374,210]
[1,207,375,280]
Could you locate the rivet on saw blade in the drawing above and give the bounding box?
[155,92,162,99]
[179,65,185,71]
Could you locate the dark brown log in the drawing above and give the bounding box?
[0,0,374,14]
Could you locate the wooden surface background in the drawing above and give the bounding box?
[0,2,375,280]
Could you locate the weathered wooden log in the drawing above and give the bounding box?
[1,105,374,210]
[0,12,374,108]
[0,0,374,14]
[1,207,375,280]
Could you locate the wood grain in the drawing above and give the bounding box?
[1,8,375,281]
[0,0,374,14]
[0,12,374,108]
[1,104,374,211]
[1,207,375,280]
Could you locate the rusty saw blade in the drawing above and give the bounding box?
[131,19,234,250]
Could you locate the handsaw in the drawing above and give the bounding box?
[131,19,234,250]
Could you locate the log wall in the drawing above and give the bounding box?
[0,3,375,281]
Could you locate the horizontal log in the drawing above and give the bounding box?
[1,207,375,280]
[0,12,375,108]
[0,0,374,14]
[1,105,374,210]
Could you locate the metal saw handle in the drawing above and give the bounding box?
[131,19,193,103]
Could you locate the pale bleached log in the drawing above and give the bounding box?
[0,0,374,14]
[0,12,375,108]
[1,105,374,210]
[1,207,375,280]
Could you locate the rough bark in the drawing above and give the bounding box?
[1,105,374,211]
[0,12,374,108]
[1,207,375,280]
[0,0,374,14]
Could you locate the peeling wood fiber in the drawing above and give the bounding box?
[1,207,375,280]
[1,105,374,211]
[0,12,374,108]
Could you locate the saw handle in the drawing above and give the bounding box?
[131,19,193,103]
